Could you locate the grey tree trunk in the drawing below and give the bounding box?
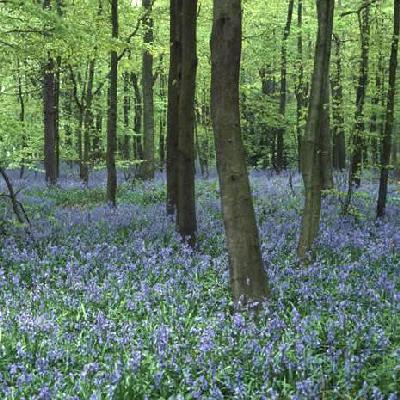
[106,0,118,206]
[376,0,400,218]
[166,0,182,215]
[298,0,335,260]
[349,1,371,187]
[43,0,57,185]
[131,72,143,161]
[331,34,346,171]
[82,59,95,185]
[276,0,295,172]
[177,0,197,245]
[43,56,57,185]
[141,0,155,180]
[211,0,269,307]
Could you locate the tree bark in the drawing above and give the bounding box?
[81,59,95,185]
[43,0,57,185]
[176,0,197,245]
[141,0,155,180]
[122,72,130,160]
[107,0,118,206]
[211,0,269,307]
[298,0,335,260]
[276,0,295,172]
[43,56,57,185]
[159,72,166,171]
[349,1,371,187]
[295,0,306,172]
[331,34,346,171]
[166,0,182,215]
[376,0,399,218]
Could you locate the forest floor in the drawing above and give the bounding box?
[0,169,400,399]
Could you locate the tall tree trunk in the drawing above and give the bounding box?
[276,0,295,172]
[295,0,305,172]
[141,0,155,180]
[166,0,182,215]
[54,56,61,178]
[376,0,400,218]
[159,72,166,171]
[370,52,384,166]
[331,34,346,171]
[82,59,95,185]
[320,73,334,190]
[298,0,335,259]
[107,0,118,206]
[43,0,57,185]
[122,72,131,160]
[211,0,269,307]
[43,56,57,185]
[349,1,371,187]
[17,60,26,178]
[54,0,62,178]
[176,0,197,245]
[93,111,102,161]
[131,72,143,161]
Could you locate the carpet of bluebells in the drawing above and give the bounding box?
[0,168,400,399]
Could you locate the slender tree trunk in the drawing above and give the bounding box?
[320,74,334,190]
[17,61,26,178]
[141,0,155,180]
[349,1,371,187]
[43,0,57,185]
[276,0,295,172]
[54,56,61,178]
[331,34,346,171]
[176,0,197,245]
[82,59,95,185]
[167,0,182,215]
[211,0,269,307]
[107,0,118,206]
[122,72,131,160]
[376,0,399,218]
[295,0,305,172]
[43,56,57,185]
[298,0,335,260]
[370,52,384,166]
[159,72,166,171]
[93,111,102,161]
[131,72,143,161]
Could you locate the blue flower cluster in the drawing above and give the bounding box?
[0,170,399,399]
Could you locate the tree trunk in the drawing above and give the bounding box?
[54,56,61,178]
[123,72,131,161]
[176,0,197,245]
[349,1,371,187]
[43,56,57,185]
[298,0,335,260]
[141,0,155,180]
[166,0,182,215]
[131,72,143,161]
[43,0,57,185]
[376,0,399,218]
[276,0,295,172]
[295,0,306,172]
[320,75,334,190]
[211,0,269,307]
[81,59,95,185]
[159,72,166,171]
[107,0,118,206]
[331,34,346,171]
